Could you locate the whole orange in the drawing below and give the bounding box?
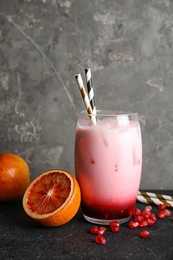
[0,153,30,202]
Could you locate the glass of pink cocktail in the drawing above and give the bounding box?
[75,110,142,225]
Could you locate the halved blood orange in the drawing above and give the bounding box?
[22,169,81,227]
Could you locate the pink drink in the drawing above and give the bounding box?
[75,111,142,225]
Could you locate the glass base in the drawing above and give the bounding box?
[83,214,131,225]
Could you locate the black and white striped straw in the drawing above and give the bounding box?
[85,68,96,116]
[75,74,97,125]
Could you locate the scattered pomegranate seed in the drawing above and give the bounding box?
[109,221,120,229]
[135,215,145,223]
[140,230,150,238]
[149,213,156,221]
[128,220,139,229]
[147,218,155,226]
[163,209,171,217]
[144,205,152,212]
[89,202,172,245]
[98,227,106,235]
[95,235,106,245]
[139,220,148,227]
[133,208,141,216]
[90,226,99,235]
[158,204,166,211]
[111,226,120,233]
[158,211,165,219]
[141,210,150,219]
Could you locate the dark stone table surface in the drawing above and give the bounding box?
[0,190,173,260]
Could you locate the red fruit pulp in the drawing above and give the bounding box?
[135,215,144,223]
[109,221,120,228]
[98,227,106,235]
[111,226,120,232]
[141,210,150,219]
[81,199,136,220]
[139,220,148,227]
[158,204,166,211]
[147,218,155,226]
[158,211,165,219]
[128,220,139,229]
[149,213,156,221]
[133,208,141,216]
[144,205,152,212]
[90,226,99,234]
[140,230,149,238]
[95,235,106,245]
[163,209,171,217]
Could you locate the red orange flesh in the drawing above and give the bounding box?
[23,169,81,227]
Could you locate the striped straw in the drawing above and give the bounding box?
[85,68,96,115]
[75,74,97,125]
[137,191,173,208]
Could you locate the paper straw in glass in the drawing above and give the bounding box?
[85,68,96,116]
[75,74,97,125]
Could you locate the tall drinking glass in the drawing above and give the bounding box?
[75,110,142,225]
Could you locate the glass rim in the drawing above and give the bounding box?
[79,110,138,117]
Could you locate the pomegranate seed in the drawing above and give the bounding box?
[133,208,141,216]
[90,226,99,235]
[149,213,156,221]
[147,218,155,226]
[139,220,148,227]
[158,204,166,211]
[135,215,144,223]
[141,210,150,219]
[109,221,120,228]
[163,209,171,217]
[140,230,149,238]
[144,205,152,212]
[111,226,120,233]
[128,220,139,229]
[158,211,165,219]
[95,235,106,245]
[88,203,171,244]
[98,227,106,235]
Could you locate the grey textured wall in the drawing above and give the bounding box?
[0,0,173,189]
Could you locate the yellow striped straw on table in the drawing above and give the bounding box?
[137,191,173,208]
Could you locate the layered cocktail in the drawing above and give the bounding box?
[75,111,142,225]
